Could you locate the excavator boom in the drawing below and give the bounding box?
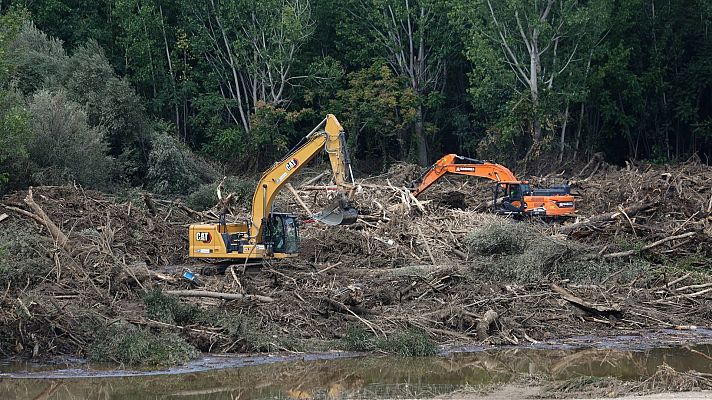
[412,154,517,197]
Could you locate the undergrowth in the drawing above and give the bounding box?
[143,289,279,352]
[0,220,54,287]
[342,327,436,356]
[186,176,255,211]
[465,219,648,284]
[90,322,198,366]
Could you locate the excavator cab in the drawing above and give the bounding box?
[493,182,527,215]
[264,213,299,256]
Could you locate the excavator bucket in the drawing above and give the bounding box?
[313,198,358,225]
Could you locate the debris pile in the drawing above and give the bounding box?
[0,158,710,364]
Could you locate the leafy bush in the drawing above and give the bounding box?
[144,289,200,325]
[62,40,151,184]
[146,132,215,194]
[377,328,437,357]
[8,22,67,93]
[27,89,114,188]
[0,220,54,287]
[341,327,436,356]
[0,90,31,192]
[90,322,198,366]
[466,219,647,283]
[342,327,377,352]
[466,219,529,255]
[186,176,255,211]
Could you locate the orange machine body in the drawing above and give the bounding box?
[412,154,576,217]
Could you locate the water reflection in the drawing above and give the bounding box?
[1,345,710,400]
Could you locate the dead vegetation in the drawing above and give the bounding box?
[0,157,711,365]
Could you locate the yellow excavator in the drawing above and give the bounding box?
[189,114,357,260]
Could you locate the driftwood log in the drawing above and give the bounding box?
[164,290,274,303]
[551,284,621,315]
[559,202,652,235]
[476,309,498,341]
[23,188,73,253]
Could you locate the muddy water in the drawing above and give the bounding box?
[1,331,711,400]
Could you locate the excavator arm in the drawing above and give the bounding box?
[249,114,355,242]
[412,154,518,197]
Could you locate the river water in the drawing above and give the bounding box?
[1,329,711,399]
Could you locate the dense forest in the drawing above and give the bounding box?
[1,0,711,196]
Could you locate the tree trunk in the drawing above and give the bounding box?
[572,102,585,161]
[558,103,569,164]
[415,103,428,166]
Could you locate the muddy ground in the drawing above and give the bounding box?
[0,157,710,368]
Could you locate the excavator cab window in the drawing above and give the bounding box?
[494,183,526,214]
[265,214,299,254]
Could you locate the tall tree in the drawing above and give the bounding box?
[187,0,314,135]
[350,0,452,166]
[454,0,610,157]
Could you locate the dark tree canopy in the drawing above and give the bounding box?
[1,0,711,193]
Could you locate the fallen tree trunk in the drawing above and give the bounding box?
[23,188,73,253]
[603,231,697,259]
[323,297,375,316]
[286,183,312,215]
[559,202,652,235]
[164,290,274,303]
[476,309,498,341]
[551,284,621,315]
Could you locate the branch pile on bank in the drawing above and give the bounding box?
[0,158,710,363]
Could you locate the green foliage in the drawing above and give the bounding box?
[62,41,151,182]
[90,322,199,366]
[146,132,215,194]
[466,218,646,283]
[0,7,29,80]
[0,0,710,189]
[143,289,200,325]
[0,90,31,190]
[342,327,436,356]
[331,62,417,168]
[27,90,114,188]
[202,103,299,170]
[186,176,255,211]
[466,219,528,255]
[8,22,67,93]
[142,290,274,352]
[0,220,54,287]
[378,328,437,357]
[342,327,377,352]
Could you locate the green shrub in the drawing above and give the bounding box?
[342,327,377,352]
[27,89,114,189]
[186,176,255,211]
[466,219,529,255]
[90,322,198,366]
[377,328,437,357]
[0,221,54,287]
[146,132,216,195]
[143,289,200,325]
[465,219,647,284]
[341,327,436,356]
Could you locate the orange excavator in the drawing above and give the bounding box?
[411,154,575,217]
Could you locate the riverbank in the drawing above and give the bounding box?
[0,160,710,365]
[2,335,711,399]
